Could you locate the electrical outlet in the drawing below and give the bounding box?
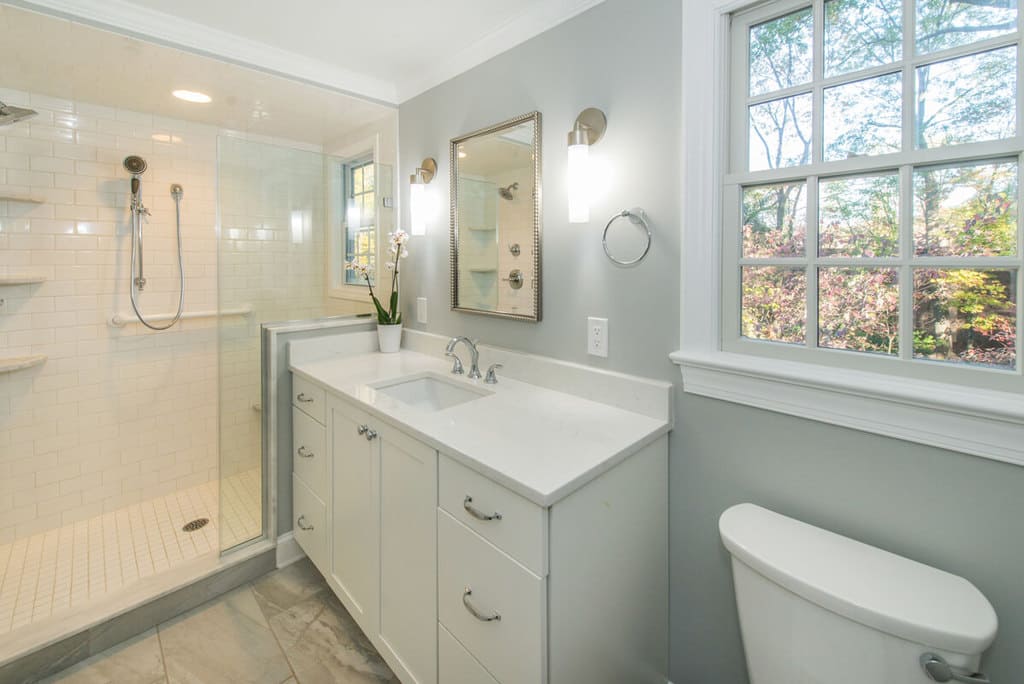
[587,316,608,358]
[416,297,428,324]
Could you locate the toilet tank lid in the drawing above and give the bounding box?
[719,503,997,655]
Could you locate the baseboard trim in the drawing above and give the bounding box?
[275,532,306,568]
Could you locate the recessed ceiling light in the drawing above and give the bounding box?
[172,89,212,104]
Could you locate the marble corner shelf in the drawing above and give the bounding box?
[0,355,47,373]
[0,274,48,285]
[0,195,45,204]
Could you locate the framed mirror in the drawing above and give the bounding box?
[450,111,541,321]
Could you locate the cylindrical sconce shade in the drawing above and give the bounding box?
[410,180,427,236]
[567,142,590,224]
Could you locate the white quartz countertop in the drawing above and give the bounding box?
[290,349,670,507]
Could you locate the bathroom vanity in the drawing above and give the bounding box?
[286,331,670,684]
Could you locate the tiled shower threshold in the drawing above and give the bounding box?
[0,470,269,681]
[0,538,275,682]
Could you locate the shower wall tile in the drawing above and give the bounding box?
[0,95,220,543]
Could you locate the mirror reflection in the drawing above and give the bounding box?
[451,112,541,320]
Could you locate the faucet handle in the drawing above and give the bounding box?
[485,363,503,384]
[446,351,464,375]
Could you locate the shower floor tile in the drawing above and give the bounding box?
[0,469,262,637]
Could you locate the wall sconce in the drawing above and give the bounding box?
[409,157,437,236]
[567,107,607,224]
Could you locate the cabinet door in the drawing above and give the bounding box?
[330,402,380,636]
[378,427,438,684]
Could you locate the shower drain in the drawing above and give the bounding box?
[182,518,210,532]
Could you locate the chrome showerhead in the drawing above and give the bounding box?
[123,155,148,176]
[498,182,519,201]
[0,100,37,126]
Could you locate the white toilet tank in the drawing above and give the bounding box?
[719,504,997,684]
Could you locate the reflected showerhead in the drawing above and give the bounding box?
[0,100,37,126]
[498,182,519,201]
[123,155,148,175]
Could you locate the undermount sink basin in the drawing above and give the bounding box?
[372,373,491,411]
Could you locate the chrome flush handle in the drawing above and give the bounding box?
[921,654,990,684]
[296,446,314,458]
[462,587,501,622]
[463,495,502,521]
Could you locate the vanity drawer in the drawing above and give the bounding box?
[439,454,546,576]
[438,510,545,684]
[439,623,500,684]
[292,374,325,425]
[293,474,327,573]
[292,408,326,500]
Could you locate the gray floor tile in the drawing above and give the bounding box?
[268,590,398,684]
[158,586,293,684]
[251,558,328,620]
[40,629,166,684]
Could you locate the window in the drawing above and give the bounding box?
[727,0,1022,376]
[344,159,376,285]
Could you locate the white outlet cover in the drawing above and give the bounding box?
[588,316,608,358]
[416,297,428,324]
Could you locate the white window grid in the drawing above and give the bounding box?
[722,0,1024,386]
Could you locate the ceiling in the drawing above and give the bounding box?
[0,4,394,146]
[12,0,606,103]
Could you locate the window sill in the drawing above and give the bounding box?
[669,349,1024,467]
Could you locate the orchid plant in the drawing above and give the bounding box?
[346,229,410,325]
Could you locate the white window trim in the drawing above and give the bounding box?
[674,0,1024,466]
[328,132,387,303]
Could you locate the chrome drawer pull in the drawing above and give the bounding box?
[463,495,502,521]
[462,587,500,622]
[357,424,369,435]
[296,515,314,531]
[296,446,314,458]
[296,393,314,403]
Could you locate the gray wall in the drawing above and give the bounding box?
[398,2,1024,682]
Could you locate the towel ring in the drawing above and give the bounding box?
[603,208,652,266]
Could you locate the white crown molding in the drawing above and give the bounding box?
[11,0,608,105]
[9,0,400,104]
[393,0,608,102]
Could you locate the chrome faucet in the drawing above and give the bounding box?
[445,337,481,379]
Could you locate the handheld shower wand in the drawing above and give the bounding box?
[123,155,185,331]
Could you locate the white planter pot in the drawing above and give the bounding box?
[377,324,403,353]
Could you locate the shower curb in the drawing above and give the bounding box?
[0,547,276,684]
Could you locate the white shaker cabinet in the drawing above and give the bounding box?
[326,393,438,684]
[291,371,668,684]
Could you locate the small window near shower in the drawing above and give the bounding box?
[345,159,376,285]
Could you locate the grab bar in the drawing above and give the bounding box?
[109,306,252,328]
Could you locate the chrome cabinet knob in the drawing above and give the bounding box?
[296,515,314,531]
[365,428,378,441]
[462,587,500,622]
[357,424,369,435]
[296,446,314,458]
[463,495,502,521]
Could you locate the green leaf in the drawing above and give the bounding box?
[389,290,399,321]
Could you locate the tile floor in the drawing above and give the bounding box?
[40,558,399,684]
[0,469,262,636]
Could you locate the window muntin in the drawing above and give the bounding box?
[344,159,376,286]
[729,0,1023,374]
